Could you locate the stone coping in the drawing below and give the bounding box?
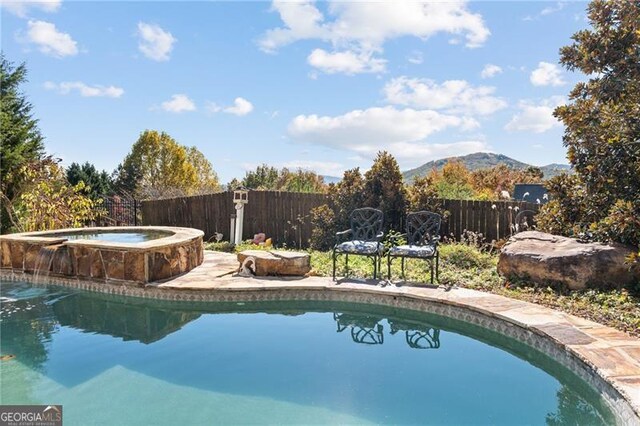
[0,226,203,251]
[1,250,639,423]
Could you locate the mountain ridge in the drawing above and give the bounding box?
[402,152,571,182]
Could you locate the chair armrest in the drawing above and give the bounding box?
[335,229,352,245]
[375,231,385,241]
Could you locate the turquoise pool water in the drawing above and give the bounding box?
[0,281,615,425]
[47,231,170,243]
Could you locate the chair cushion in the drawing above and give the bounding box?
[389,244,436,258]
[335,240,383,255]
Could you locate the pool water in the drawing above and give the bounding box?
[48,231,170,243]
[0,281,615,425]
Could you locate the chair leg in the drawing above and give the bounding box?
[332,249,337,280]
[345,253,349,277]
[372,255,377,279]
[430,258,434,284]
[401,257,405,280]
[436,252,439,282]
[387,254,392,280]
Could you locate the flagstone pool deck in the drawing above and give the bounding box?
[2,250,639,422]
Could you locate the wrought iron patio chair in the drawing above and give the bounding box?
[511,209,537,235]
[332,208,384,280]
[333,312,384,345]
[389,319,441,349]
[387,211,441,284]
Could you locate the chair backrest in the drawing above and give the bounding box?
[406,211,441,246]
[349,208,384,241]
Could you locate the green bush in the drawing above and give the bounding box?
[309,204,336,251]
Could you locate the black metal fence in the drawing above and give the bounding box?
[93,195,140,226]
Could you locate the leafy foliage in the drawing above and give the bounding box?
[113,130,221,199]
[362,151,407,231]
[66,162,114,200]
[240,164,327,193]
[12,157,97,232]
[309,168,364,250]
[0,54,45,232]
[537,0,640,258]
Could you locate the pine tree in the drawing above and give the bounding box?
[0,54,45,232]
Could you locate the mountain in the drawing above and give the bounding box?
[402,152,571,182]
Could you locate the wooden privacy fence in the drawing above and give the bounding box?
[141,191,328,248]
[438,199,540,243]
[141,191,540,248]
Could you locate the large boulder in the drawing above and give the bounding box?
[498,231,639,290]
[237,250,311,277]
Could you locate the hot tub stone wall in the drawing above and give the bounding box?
[0,227,204,285]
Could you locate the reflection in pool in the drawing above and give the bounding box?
[0,281,615,425]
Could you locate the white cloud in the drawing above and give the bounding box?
[288,106,480,162]
[206,98,254,116]
[287,104,489,166]
[223,97,254,116]
[383,77,507,116]
[2,0,61,18]
[480,64,502,79]
[407,51,424,65]
[530,61,565,86]
[281,160,346,177]
[307,49,386,75]
[540,2,566,16]
[24,20,77,58]
[44,81,124,98]
[160,94,196,113]
[523,2,566,21]
[137,22,176,61]
[260,1,489,74]
[505,97,564,133]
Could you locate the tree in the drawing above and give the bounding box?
[0,54,45,232]
[66,162,113,200]
[12,157,97,232]
[363,151,407,231]
[241,164,280,190]
[429,160,475,200]
[113,130,221,199]
[310,168,364,250]
[241,164,327,193]
[537,0,640,252]
[186,146,221,194]
[470,164,543,200]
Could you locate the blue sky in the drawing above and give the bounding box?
[1,1,590,182]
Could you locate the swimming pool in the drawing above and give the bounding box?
[46,231,171,243]
[0,281,616,425]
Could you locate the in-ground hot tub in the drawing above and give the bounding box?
[0,226,204,284]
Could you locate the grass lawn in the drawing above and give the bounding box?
[205,241,640,337]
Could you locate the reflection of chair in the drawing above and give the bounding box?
[389,319,441,349]
[511,209,537,235]
[333,313,384,345]
[387,211,441,283]
[333,208,384,280]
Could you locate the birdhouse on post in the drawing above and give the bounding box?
[233,188,249,245]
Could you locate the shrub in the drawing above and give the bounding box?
[309,204,336,251]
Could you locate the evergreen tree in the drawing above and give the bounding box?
[363,151,407,231]
[0,54,45,232]
[66,162,114,200]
